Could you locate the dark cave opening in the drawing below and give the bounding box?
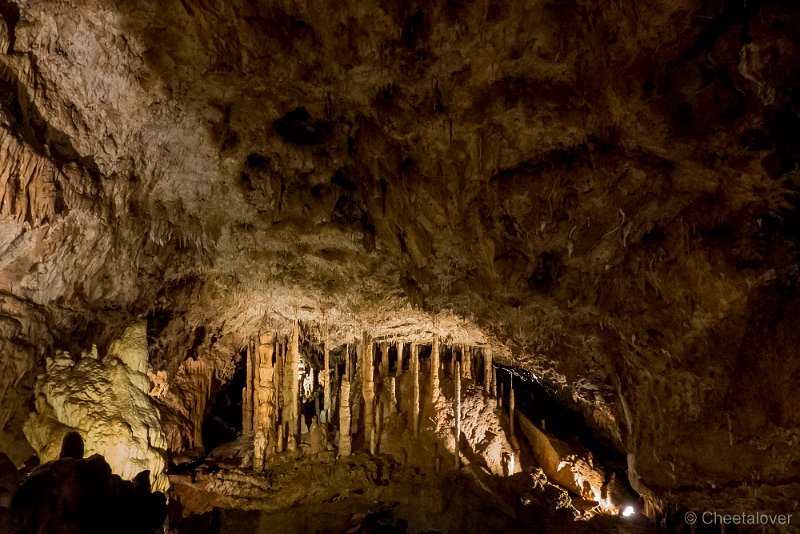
[201,352,246,452]
[495,365,624,461]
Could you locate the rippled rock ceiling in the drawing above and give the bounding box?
[0,0,799,520]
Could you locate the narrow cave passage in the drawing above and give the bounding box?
[202,354,246,452]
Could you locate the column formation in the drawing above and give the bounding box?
[430,334,440,404]
[509,374,516,438]
[275,337,285,452]
[283,321,300,445]
[380,341,389,376]
[484,347,493,394]
[323,324,330,423]
[243,339,254,434]
[362,333,376,454]
[462,344,472,381]
[253,332,275,469]
[396,341,405,374]
[411,342,420,438]
[338,367,352,457]
[454,360,461,470]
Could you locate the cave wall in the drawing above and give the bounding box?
[0,0,795,515]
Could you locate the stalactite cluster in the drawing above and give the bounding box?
[238,321,510,479]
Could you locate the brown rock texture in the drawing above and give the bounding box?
[0,0,796,521]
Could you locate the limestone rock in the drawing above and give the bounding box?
[23,324,169,491]
[0,0,795,519]
[518,413,615,511]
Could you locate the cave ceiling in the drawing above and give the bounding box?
[0,0,799,511]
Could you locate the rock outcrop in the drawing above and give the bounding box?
[23,323,169,491]
[11,432,167,534]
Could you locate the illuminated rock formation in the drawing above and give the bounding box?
[283,322,300,443]
[252,332,275,470]
[338,377,351,457]
[483,348,493,395]
[461,345,471,381]
[430,335,440,404]
[23,323,169,491]
[454,361,461,470]
[322,324,330,423]
[361,334,375,455]
[411,342,420,438]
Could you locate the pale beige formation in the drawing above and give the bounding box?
[23,323,168,491]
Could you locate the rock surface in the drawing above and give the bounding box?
[23,323,169,491]
[11,432,168,534]
[0,0,795,520]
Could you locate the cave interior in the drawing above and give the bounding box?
[0,0,799,532]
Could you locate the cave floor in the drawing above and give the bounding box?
[166,452,656,533]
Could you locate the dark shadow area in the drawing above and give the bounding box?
[495,365,625,464]
[9,433,167,533]
[202,356,245,451]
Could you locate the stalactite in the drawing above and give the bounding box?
[388,376,397,413]
[338,374,352,456]
[509,375,516,439]
[397,341,405,374]
[462,344,471,381]
[380,341,389,376]
[323,323,330,424]
[283,322,300,443]
[430,334,440,404]
[484,347,493,394]
[454,361,461,470]
[362,333,375,454]
[243,340,253,434]
[253,331,275,470]
[275,338,284,433]
[411,342,420,438]
[345,342,351,382]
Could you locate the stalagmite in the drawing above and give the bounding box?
[411,342,420,438]
[243,340,253,434]
[454,361,461,470]
[338,376,352,456]
[323,324,330,423]
[362,334,375,454]
[484,347,493,394]
[253,331,275,469]
[430,334,440,403]
[462,344,471,381]
[509,375,516,439]
[283,322,300,442]
[388,377,397,413]
[370,404,380,455]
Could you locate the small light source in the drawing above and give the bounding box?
[622,506,635,518]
